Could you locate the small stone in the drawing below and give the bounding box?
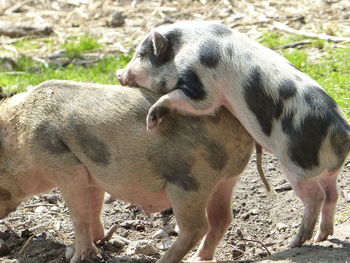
[152,229,168,239]
[65,245,75,261]
[0,239,10,256]
[111,11,125,27]
[34,206,48,213]
[251,208,259,215]
[242,213,250,220]
[21,229,33,238]
[50,206,60,212]
[157,237,173,250]
[104,193,115,204]
[276,223,288,231]
[343,191,350,202]
[110,238,127,249]
[126,240,158,256]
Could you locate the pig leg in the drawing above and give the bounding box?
[89,186,105,242]
[57,166,97,263]
[147,89,219,130]
[190,177,238,261]
[157,185,209,263]
[283,167,325,247]
[315,169,340,242]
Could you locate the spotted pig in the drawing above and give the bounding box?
[117,21,350,253]
[0,80,256,263]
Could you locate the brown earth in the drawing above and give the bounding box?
[0,1,350,263]
[0,154,349,263]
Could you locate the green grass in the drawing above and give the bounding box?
[0,55,131,93]
[62,35,102,59]
[0,32,349,119]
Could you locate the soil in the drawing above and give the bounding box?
[0,154,349,263]
[0,1,350,263]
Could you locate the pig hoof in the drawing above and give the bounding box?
[146,106,169,130]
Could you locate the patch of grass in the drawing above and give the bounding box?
[62,35,102,59]
[0,54,131,93]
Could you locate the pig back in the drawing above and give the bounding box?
[11,80,253,194]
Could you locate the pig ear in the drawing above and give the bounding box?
[151,31,169,56]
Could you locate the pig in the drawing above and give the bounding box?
[0,80,256,263]
[117,21,350,251]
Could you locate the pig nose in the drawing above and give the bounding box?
[116,69,127,86]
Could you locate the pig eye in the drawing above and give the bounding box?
[137,50,147,58]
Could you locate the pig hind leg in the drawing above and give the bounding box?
[315,169,340,242]
[190,177,238,261]
[283,166,326,247]
[157,185,209,263]
[89,186,105,242]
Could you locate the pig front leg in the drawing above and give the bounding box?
[190,177,238,261]
[147,89,219,130]
[57,166,98,263]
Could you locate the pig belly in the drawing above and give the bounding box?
[103,182,171,214]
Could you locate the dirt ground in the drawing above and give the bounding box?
[0,154,349,263]
[0,0,350,263]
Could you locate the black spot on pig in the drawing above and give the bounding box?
[203,140,229,171]
[199,39,221,68]
[330,128,350,170]
[282,111,331,169]
[177,69,206,101]
[243,65,283,136]
[148,152,199,191]
[139,29,182,67]
[35,122,70,154]
[69,116,111,166]
[279,79,297,100]
[209,23,232,36]
[0,188,11,200]
[304,86,338,110]
[165,29,183,51]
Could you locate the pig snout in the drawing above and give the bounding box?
[116,69,128,86]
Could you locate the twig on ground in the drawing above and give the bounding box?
[99,224,118,243]
[275,40,312,49]
[240,238,271,256]
[273,22,350,42]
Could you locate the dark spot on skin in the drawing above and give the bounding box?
[282,85,350,170]
[69,116,111,166]
[139,29,182,67]
[203,140,229,171]
[283,113,331,169]
[304,86,338,110]
[209,23,233,36]
[199,38,221,68]
[243,65,283,136]
[330,129,350,170]
[279,79,297,100]
[0,188,11,201]
[148,150,199,191]
[177,68,206,101]
[34,121,70,154]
